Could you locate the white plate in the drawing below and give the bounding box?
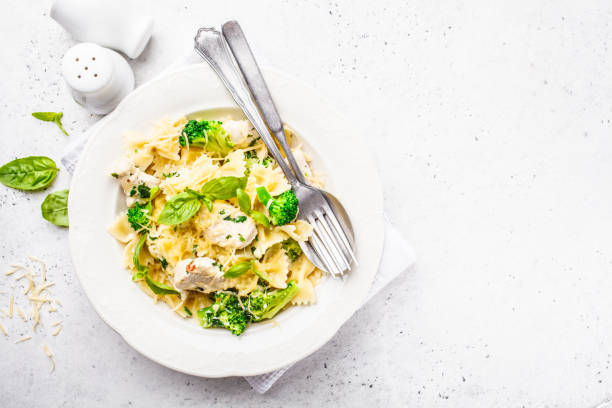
[68,63,384,377]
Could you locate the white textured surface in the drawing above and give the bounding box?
[1,0,612,406]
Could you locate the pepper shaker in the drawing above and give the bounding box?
[62,43,135,115]
[50,0,153,59]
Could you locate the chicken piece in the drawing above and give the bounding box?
[205,202,257,249]
[112,157,160,207]
[222,119,256,147]
[173,257,228,292]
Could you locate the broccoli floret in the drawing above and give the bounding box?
[256,187,298,226]
[246,280,299,321]
[197,292,250,335]
[179,119,233,156]
[127,202,151,232]
[281,238,302,261]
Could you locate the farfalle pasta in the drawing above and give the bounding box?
[108,114,323,335]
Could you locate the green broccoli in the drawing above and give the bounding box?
[126,186,158,232]
[256,187,299,226]
[127,202,151,232]
[197,292,250,336]
[246,280,299,321]
[179,119,233,156]
[281,238,303,261]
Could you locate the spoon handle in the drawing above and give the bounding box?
[193,27,298,185]
[221,20,309,186]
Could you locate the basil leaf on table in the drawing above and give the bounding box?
[144,274,180,295]
[201,176,247,200]
[0,156,59,190]
[157,190,202,225]
[32,111,69,136]
[40,189,69,227]
[224,260,253,278]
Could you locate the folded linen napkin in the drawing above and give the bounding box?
[61,54,416,393]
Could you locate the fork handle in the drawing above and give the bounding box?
[222,20,309,186]
[193,27,298,186]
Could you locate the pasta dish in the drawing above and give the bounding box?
[107,113,323,335]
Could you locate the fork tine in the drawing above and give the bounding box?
[322,204,358,265]
[308,214,346,274]
[309,222,343,276]
[309,233,339,276]
[299,240,333,278]
[314,211,350,271]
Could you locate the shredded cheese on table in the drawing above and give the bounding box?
[17,306,27,322]
[15,335,32,344]
[43,344,55,373]
[8,295,14,318]
[28,256,47,282]
[0,323,6,336]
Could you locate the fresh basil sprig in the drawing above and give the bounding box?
[32,112,69,136]
[41,189,69,227]
[132,234,179,295]
[236,188,270,228]
[157,176,247,225]
[145,274,180,295]
[0,156,59,191]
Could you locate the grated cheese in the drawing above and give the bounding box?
[5,267,18,276]
[43,344,55,373]
[17,306,27,322]
[8,296,14,318]
[51,321,62,327]
[15,335,32,344]
[0,323,6,336]
[52,325,62,337]
[28,256,47,282]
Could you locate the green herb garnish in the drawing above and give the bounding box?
[32,112,68,136]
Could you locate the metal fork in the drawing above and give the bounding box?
[194,26,356,276]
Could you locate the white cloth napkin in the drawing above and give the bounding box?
[61,53,416,393]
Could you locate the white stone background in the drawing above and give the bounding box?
[1,0,612,406]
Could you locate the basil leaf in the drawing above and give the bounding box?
[132,271,145,281]
[201,176,246,200]
[250,211,270,228]
[252,263,272,284]
[32,112,60,121]
[0,156,59,190]
[157,191,202,225]
[236,188,251,214]
[40,189,69,227]
[32,112,68,136]
[144,274,180,295]
[224,261,253,278]
[132,234,148,274]
[202,196,213,212]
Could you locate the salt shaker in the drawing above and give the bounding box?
[62,43,135,115]
[50,0,153,59]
